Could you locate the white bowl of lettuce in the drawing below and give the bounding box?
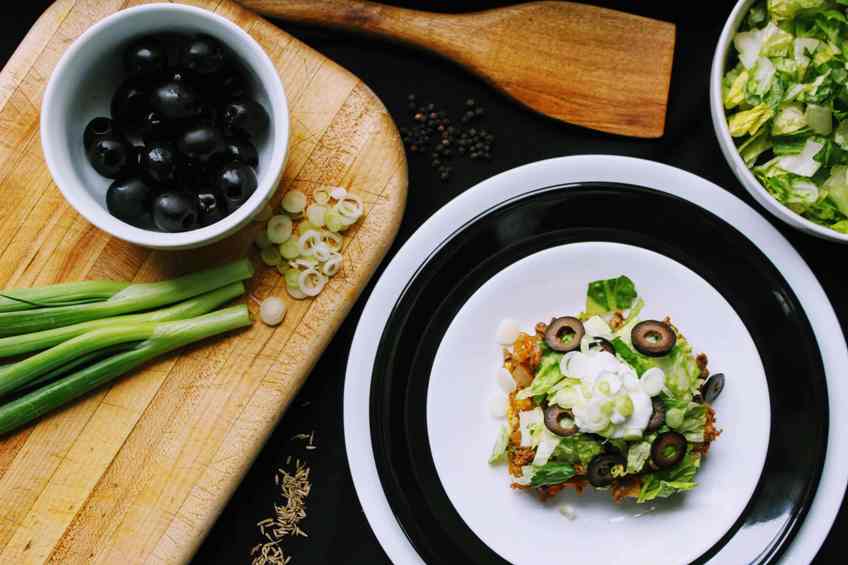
[710,0,848,242]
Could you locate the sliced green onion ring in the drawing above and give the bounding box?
[298,230,322,257]
[335,194,364,221]
[287,284,306,300]
[306,204,327,227]
[320,230,343,251]
[330,186,348,201]
[314,189,330,205]
[279,239,300,260]
[282,190,307,215]
[260,246,282,266]
[313,242,333,263]
[322,254,342,276]
[259,297,287,326]
[298,269,327,297]
[267,215,293,244]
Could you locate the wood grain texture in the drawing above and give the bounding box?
[240,0,676,138]
[0,1,408,563]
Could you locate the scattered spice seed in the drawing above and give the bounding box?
[400,94,495,181]
[251,460,313,565]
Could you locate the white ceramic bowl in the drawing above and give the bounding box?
[41,3,289,250]
[709,0,848,243]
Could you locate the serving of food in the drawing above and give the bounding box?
[718,0,848,236]
[489,275,723,504]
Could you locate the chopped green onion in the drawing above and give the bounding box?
[0,306,251,434]
[0,282,244,359]
[0,259,253,338]
[314,189,330,205]
[279,239,300,260]
[0,280,129,313]
[267,215,293,244]
[260,246,282,266]
[281,190,307,215]
[299,269,327,297]
[259,297,287,326]
[322,254,342,276]
[298,230,322,257]
[320,230,342,251]
[306,204,327,227]
[330,186,347,200]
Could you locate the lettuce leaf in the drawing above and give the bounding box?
[585,275,637,315]
[516,351,563,400]
[662,398,709,442]
[637,451,702,503]
[529,462,576,488]
[551,434,604,466]
[488,424,510,464]
[626,441,652,474]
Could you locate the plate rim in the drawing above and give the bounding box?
[343,155,848,565]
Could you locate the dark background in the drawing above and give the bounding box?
[2,1,846,563]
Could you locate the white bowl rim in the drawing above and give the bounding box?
[40,2,289,250]
[709,0,848,243]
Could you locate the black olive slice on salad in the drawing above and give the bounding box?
[543,405,578,437]
[645,397,665,433]
[544,316,585,352]
[651,431,687,469]
[631,320,677,357]
[587,337,615,355]
[701,373,725,404]
[587,453,626,487]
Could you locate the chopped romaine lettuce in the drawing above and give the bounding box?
[488,424,510,464]
[729,103,774,137]
[516,351,563,400]
[611,337,653,376]
[551,434,604,466]
[637,451,702,503]
[626,441,652,474]
[529,462,576,488]
[533,427,562,466]
[518,407,544,447]
[585,275,637,315]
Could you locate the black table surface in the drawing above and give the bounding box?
[2,1,846,564]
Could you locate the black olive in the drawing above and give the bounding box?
[645,397,665,433]
[177,125,225,163]
[701,373,725,404]
[196,190,227,226]
[111,78,150,125]
[218,136,258,167]
[194,103,219,126]
[543,405,577,437]
[222,99,269,139]
[175,156,212,190]
[544,316,585,352]
[124,36,166,76]
[140,141,178,185]
[631,320,677,357]
[587,453,626,487]
[588,337,615,355]
[215,164,257,210]
[83,117,114,152]
[87,137,131,178]
[180,35,225,75]
[217,69,250,100]
[149,79,199,121]
[651,431,687,469]
[153,192,199,232]
[106,177,154,227]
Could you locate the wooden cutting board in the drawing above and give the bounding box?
[0,0,407,563]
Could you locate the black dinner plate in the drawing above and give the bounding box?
[369,183,828,564]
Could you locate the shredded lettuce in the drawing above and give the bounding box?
[516,351,564,400]
[611,337,653,376]
[626,441,652,474]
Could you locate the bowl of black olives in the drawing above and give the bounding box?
[41,3,289,249]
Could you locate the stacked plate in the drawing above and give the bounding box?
[344,156,847,564]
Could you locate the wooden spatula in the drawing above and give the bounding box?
[238,0,675,138]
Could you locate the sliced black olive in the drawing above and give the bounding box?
[124,36,166,76]
[543,405,577,437]
[181,35,225,75]
[153,192,199,232]
[177,125,225,163]
[149,79,199,121]
[196,189,228,226]
[645,397,665,433]
[140,141,178,185]
[701,373,725,404]
[631,320,677,357]
[587,453,626,487]
[219,136,258,167]
[216,164,257,211]
[651,431,687,469]
[106,177,154,227]
[222,99,269,139]
[111,78,151,126]
[83,117,114,151]
[87,137,131,178]
[544,316,585,352]
[587,337,615,355]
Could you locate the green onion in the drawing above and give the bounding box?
[0,305,251,435]
[0,282,244,358]
[0,259,253,338]
[0,280,129,312]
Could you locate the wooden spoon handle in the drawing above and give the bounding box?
[237,0,459,52]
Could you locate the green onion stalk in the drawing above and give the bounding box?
[0,280,129,312]
[0,281,245,358]
[0,259,253,337]
[0,305,252,435]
